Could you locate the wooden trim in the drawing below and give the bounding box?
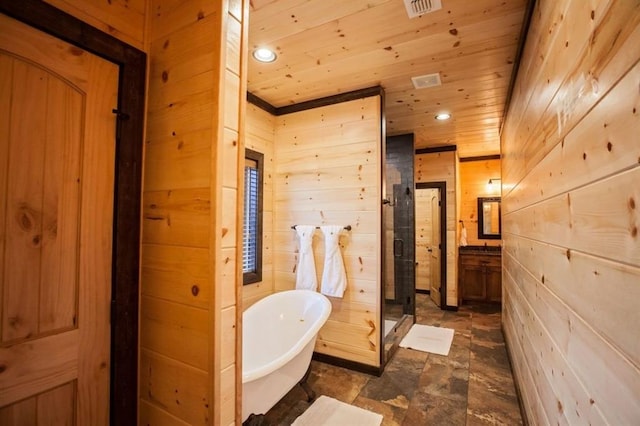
[247,86,384,116]
[501,0,537,135]
[415,182,447,309]
[0,1,145,424]
[278,86,383,115]
[243,148,264,285]
[378,88,387,370]
[415,145,457,154]
[459,154,501,162]
[236,3,250,421]
[416,289,430,295]
[312,352,383,377]
[246,92,277,116]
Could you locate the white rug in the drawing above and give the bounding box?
[399,324,455,356]
[384,319,397,338]
[292,395,383,426]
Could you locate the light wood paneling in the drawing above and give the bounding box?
[140,296,209,370]
[505,235,640,369]
[503,58,640,215]
[242,104,276,309]
[248,0,528,157]
[220,364,236,426]
[272,96,382,367]
[142,188,211,248]
[140,399,191,426]
[143,129,212,192]
[502,0,640,191]
[501,0,640,424]
[139,350,209,425]
[150,0,219,41]
[44,0,148,50]
[415,151,459,306]
[141,244,210,309]
[142,1,248,423]
[459,159,501,247]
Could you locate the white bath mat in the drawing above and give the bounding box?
[292,395,383,426]
[399,324,454,356]
[384,319,397,338]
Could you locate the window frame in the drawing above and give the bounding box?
[243,148,264,285]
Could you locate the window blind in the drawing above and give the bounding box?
[243,164,259,273]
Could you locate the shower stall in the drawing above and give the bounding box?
[382,133,415,363]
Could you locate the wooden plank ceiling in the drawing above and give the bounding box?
[248,0,528,157]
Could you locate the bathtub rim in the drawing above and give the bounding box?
[242,289,331,383]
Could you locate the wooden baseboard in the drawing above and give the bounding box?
[312,352,383,377]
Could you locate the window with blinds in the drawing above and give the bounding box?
[243,149,263,285]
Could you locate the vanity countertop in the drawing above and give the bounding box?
[459,245,502,256]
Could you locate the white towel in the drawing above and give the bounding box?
[459,227,468,246]
[295,226,318,291]
[320,226,347,298]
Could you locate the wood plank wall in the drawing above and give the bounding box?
[242,104,276,309]
[272,96,382,367]
[415,151,459,307]
[501,0,640,424]
[43,0,148,50]
[141,1,247,425]
[459,159,502,247]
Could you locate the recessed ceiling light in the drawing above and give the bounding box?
[253,48,277,63]
[435,113,451,120]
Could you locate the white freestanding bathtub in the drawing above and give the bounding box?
[242,290,332,422]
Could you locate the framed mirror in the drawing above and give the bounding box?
[477,197,501,239]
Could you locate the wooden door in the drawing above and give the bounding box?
[414,188,432,293]
[429,193,441,307]
[0,13,118,425]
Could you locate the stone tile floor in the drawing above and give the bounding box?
[261,294,522,425]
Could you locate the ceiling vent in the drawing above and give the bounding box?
[403,0,443,19]
[411,72,442,89]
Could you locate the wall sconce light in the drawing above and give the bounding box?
[486,178,501,194]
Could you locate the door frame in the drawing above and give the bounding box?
[415,182,447,309]
[0,1,145,424]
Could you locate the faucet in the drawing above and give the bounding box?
[484,242,487,250]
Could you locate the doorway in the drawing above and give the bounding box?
[0,1,145,424]
[415,182,447,308]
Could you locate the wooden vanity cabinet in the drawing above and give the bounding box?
[459,251,501,303]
